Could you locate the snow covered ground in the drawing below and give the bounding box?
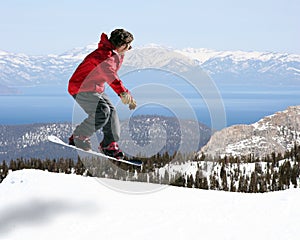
[0,169,299,240]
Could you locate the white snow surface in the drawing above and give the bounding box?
[0,169,299,240]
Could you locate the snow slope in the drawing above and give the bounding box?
[0,170,299,240]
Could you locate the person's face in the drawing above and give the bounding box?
[115,42,132,55]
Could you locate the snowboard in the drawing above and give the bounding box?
[48,135,142,167]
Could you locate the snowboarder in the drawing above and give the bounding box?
[68,29,136,158]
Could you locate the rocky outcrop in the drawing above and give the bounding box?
[200,105,300,159]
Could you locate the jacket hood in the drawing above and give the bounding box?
[98,33,115,50]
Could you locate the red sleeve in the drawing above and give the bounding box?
[109,79,129,95]
[100,56,128,95]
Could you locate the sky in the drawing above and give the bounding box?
[0,0,299,55]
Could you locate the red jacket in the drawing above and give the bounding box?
[68,33,128,96]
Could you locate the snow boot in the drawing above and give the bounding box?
[69,134,91,151]
[99,142,125,159]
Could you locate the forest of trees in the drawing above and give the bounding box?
[1,143,299,194]
[170,142,300,192]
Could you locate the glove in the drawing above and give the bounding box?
[120,92,132,104]
[120,92,137,110]
[129,99,137,110]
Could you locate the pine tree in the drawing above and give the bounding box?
[271,171,279,191]
[220,165,228,191]
[249,172,258,193]
[201,177,209,190]
[9,160,17,171]
[230,175,236,192]
[162,170,170,185]
[209,174,217,190]
[194,170,201,189]
[279,161,292,189]
[291,163,299,188]
[238,175,244,192]
[187,174,194,188]
[171,173,185,187]
[75,158,86,175]
[0,160,9,183]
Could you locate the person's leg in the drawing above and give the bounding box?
[100,93,120,147]
[73,92,110,136]
[70,92,111,150]
[99,94,124,158]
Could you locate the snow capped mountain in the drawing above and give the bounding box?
[0,51,77,86]
[177,47,300,64]
[200,105,300,159]
[122,44,197,73]
[0,44,299,87]
[58,43,97,60]
[176,48,300,85]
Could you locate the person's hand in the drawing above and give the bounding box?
[120,92,137,110]
[120,92,132,104]
[129,99,137,110]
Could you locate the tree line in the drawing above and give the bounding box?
[1,143,299,194]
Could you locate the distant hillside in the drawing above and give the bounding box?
[0,116,211,161]
[199,105,300,159]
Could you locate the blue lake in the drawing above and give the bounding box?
[1,70,299,129]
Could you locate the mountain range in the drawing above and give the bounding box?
[0,44,299,90]
[178,48,300,85]
[0,116,211,161]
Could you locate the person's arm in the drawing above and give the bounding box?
[100,56,128,95]
[101,56,136,109]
